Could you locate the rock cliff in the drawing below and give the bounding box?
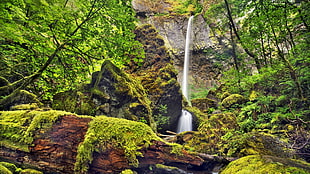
[132,0,233,91]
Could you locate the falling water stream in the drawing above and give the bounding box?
[177,16,194,133]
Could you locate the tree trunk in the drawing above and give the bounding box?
[224,0,261,72]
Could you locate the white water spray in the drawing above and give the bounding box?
[177,16,194,133]
[182,16,194,102]
[177,110,193,133]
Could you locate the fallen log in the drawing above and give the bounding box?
[0,110,204,173]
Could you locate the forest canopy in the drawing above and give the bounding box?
[0,0,144,101]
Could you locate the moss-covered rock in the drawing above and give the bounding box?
[221,132,294,158]
[91,60,156,130]
[185,112,239,154]
[221,155,310,174]
[53,60,156,131]
[0,90,42,110]
[221,94,247,108]
[191,98,217,113]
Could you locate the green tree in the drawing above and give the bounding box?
[206,0,309,100]
[0,0,144,106]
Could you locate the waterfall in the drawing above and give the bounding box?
[177,16,194,133]
[177,110,193,133]
[182,16,194,102]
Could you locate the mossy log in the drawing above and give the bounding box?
[0,110,203,174]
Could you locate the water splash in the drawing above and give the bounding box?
[177,110,193,133]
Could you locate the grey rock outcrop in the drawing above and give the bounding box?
[133,8,232,91]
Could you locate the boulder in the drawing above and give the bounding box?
[221,94,247,108]
[191,98,217,113]
[183,112,239,154]
[221,155,310,174]
[0,90,42,110]
[53,60,156,131]
[222,132,295,158]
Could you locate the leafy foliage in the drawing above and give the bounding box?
[0,0,144,101]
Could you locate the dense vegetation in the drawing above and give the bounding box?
[0,0,309,172]
[198,0,310,162]
[0,0,144,102]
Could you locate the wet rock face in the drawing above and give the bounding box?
[133,0,235,90]
[136,14,227,89]
[129,24,183,133]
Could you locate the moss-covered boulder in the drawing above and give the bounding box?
[185,112,239,154]
[91,60,156,130]
[221,94,247,108]
[0,90,42,110]
[53,60,156,131]
[191,98,217,113]
[221,155,310,174]
[221,132,295,158]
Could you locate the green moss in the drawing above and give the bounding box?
[11,103,40,110]
[155,164,178,170]
[74,115,162,173]
[0,162,17,173]
[222,132,294,158]
[222,94,246,108]
[0,164,12,174]
[94,60,156,131]
[120,169,135,174]
[221,155,310,174]
[20,169,43,174]
[53,90,95,115]
[185,112,238,154]
[0,110,75,151]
